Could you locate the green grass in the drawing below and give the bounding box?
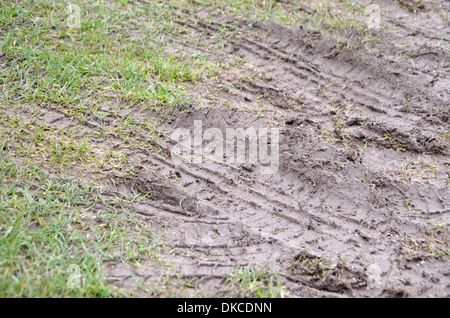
[0,156,115,297]
[0,0,224,177]
[166,0,379,49]
[0,155,160,297]
[0,0,215,109]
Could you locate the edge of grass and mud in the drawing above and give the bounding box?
[0,154,146,297]
[0,0,290,298]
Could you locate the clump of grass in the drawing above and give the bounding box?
[0,155,157,297]
[225,265,285,298]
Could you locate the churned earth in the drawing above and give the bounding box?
[0,0,448,297]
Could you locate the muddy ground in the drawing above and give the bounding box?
[97,0,450,297]
[3,0,449,297]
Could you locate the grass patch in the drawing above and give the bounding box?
[0,155,158,297]
[225,265,285,298]
[165,0,380,49]
[0,0,219,108]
